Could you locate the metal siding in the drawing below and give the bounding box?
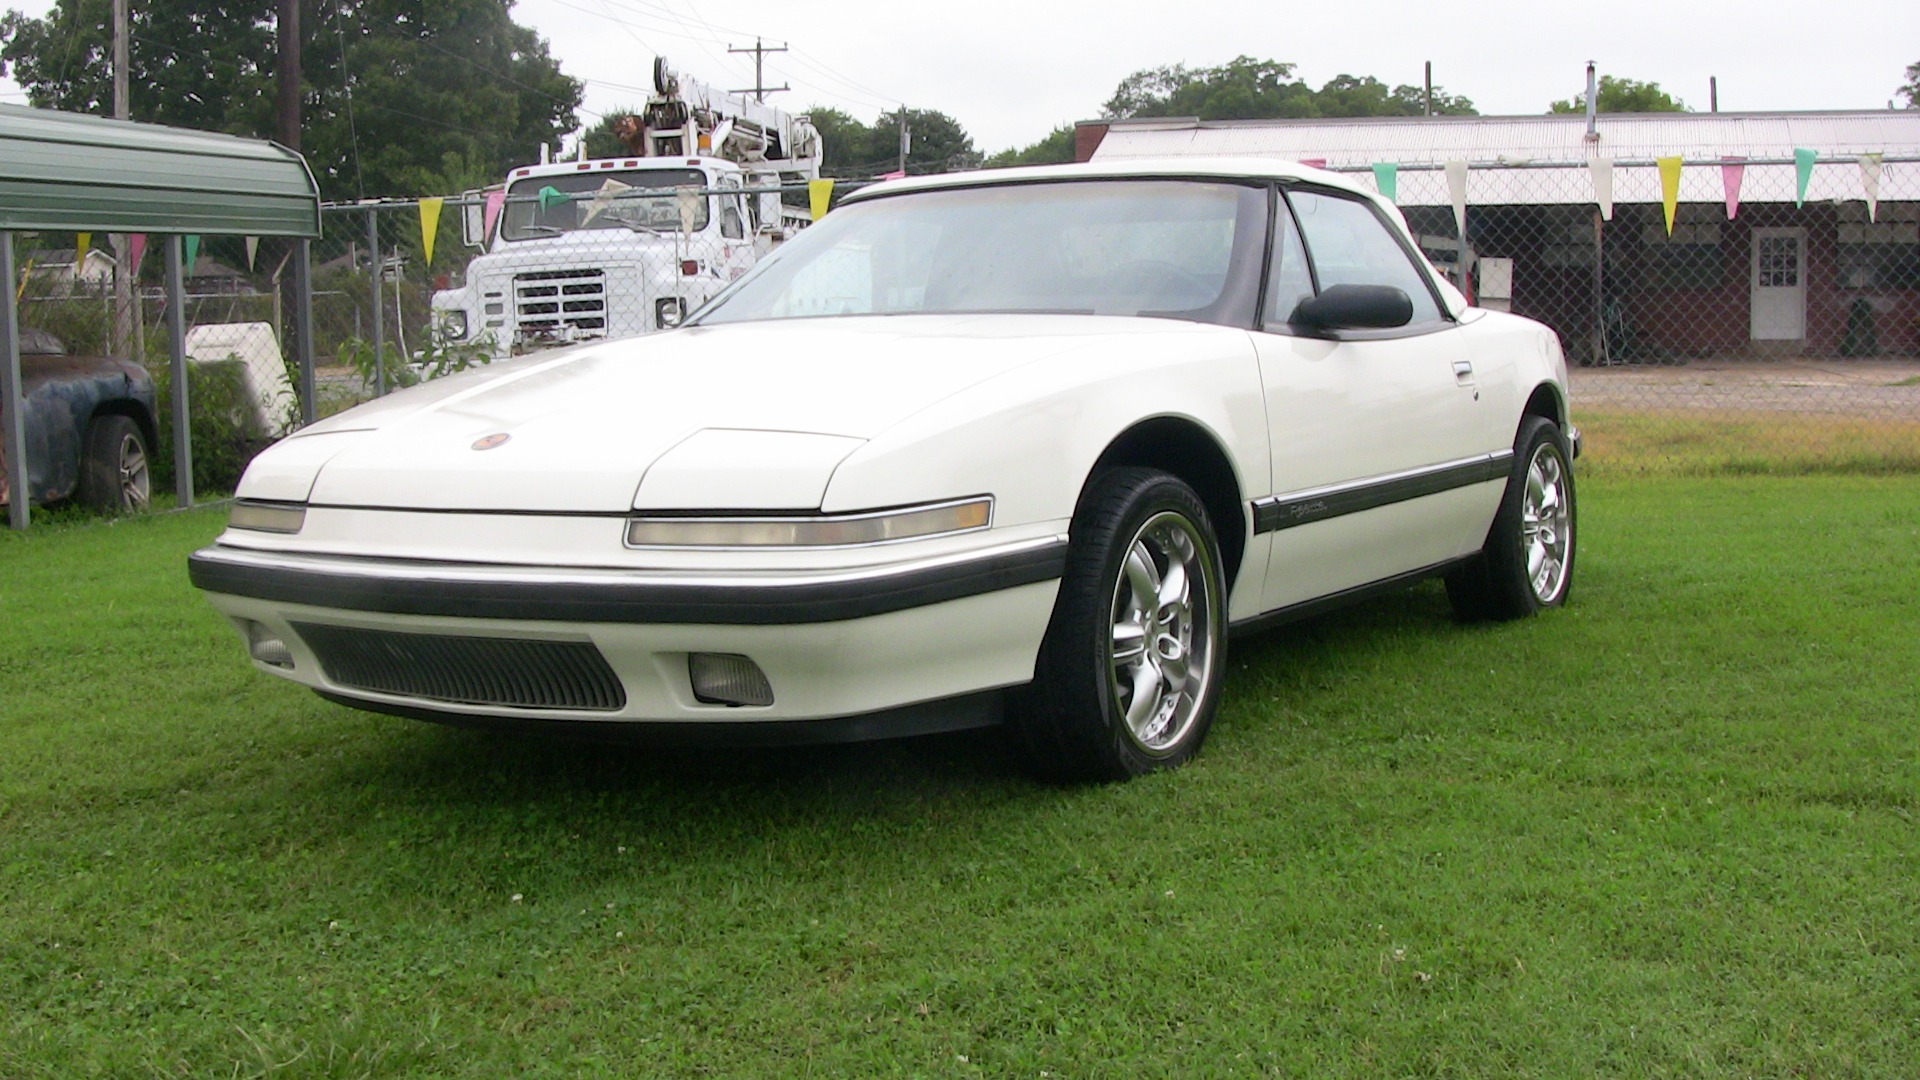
[0,104,320,236]
[1094,113,1920,207]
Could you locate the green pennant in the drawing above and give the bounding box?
[1371,162,1398,203]
[185,235,200,276]
[1793,148,1816,208]
[537,185,567,212]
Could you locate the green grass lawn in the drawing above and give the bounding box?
[3,476,1917,1077]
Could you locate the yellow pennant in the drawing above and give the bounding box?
[419,197,444,264]
[76,232,92,258]
[1657,156,1683,236]
[808,179,835,221]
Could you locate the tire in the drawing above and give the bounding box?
[77,414,152,514]
[1015,467,1228,782]
[1447,415,1576,621]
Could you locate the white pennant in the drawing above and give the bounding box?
[1858,154,1883,223]
[1445,160,1469,241]
[1589,157,1615,221]
[244,236,259,271]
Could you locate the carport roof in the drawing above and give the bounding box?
[0,104,320,237]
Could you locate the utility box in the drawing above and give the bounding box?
[1477,257,1514,313]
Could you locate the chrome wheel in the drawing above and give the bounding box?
[1521,443,1570,603]
[1107,510,1217,754]
[117,431,151,510]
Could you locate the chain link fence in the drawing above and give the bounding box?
[9,161,1920,515]
[1329,155,1920,470]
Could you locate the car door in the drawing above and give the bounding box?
[1251,186,1505,613]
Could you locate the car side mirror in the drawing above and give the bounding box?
[1290,284,1414,332]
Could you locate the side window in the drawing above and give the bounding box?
[721,200,745,240]
[1263,198,1315,330]
[1286,190,1443,325]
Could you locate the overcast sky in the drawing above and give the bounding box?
[4,0,1916,154]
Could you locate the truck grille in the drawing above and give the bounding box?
[293,623,626,712]
[514,269,608,332]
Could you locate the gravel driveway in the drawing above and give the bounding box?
[1570,357,1920,419]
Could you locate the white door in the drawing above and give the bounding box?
[1751,228,1806,341]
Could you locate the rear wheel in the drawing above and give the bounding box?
[77,414,151,514]
[1016,468,1227,782]
[1447,416,1575,620]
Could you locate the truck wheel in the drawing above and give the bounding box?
[1015,467,1227,782]
[77,415,152,514]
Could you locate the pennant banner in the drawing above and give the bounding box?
[1859,154,1883,223]
[1298,158,1328,170]
[878,169,906,181]
[1444,160,1468,240]
[1720,157,1746,220]
[418,197,444,265]
[1793,148,1816,208]
[483,190,507,240]
[184,235,201,277]
[129,233,147,274]
[1371,162,1399,203]
[1589,157,1614,221]
[1657,157,1683,236]
[536,185,567,212]
[808,178,835,221]
[76,232,91,259]
[244,236,259,271]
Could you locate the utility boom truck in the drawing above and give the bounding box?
[431,59,822,358]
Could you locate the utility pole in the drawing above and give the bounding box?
[727,38,789,103]
[111,0,132,358]
[898,112,910,175]
[276,0,301,149]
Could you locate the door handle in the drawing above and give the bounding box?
[1452,361,1474,383]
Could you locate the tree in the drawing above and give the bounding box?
[0,0,583,199]
[1898,61,1920,108]
[803,105,980,178]
[983,124,1078,169]
[1549,75,1688,114]
[1101,56,1474,121]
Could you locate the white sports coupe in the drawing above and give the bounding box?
[190,157,1578,781]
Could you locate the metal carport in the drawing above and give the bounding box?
[1,103,321,528]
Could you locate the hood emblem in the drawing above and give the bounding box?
[471,433,511,451]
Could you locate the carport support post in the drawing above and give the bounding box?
[2,231,30,529]
[165,234,192,508]
[294,239,316,425]
[367,208,385,398]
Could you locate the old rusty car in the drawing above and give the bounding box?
[1,328,156,514]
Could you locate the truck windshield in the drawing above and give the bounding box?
[696,179,1268,327]
[502,168,710,240]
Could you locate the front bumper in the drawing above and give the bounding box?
[189,536,1066,732]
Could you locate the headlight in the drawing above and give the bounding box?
[655,297,685,329]
[626,497,991,548]
[437,310,469,341]
[229,500,307,534]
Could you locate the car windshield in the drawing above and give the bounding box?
[696,179,1269,327]
[502,168,710,240]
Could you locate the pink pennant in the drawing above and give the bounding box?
[878,169,906,180]
[1298,158,1328,169]
[1720,156,1746,220]
[483,190,507,240]
[128,233,147,272]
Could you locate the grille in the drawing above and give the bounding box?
[514,269,607,332]
[292,623,625,712]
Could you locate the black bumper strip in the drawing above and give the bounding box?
[1251,453,1511,535]
[189,541,1067,626]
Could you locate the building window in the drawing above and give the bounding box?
[1836,202,1920,290]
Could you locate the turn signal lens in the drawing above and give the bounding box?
[229,500,307,534]
[627,497,992,548]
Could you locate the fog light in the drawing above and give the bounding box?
[244,620,295,669]
[688,653,773,707]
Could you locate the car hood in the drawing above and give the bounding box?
[269,315,1134,512]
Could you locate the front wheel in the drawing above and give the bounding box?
[1447,415,1576,620]
[1015,468,1227,782]
[77,414,152,514]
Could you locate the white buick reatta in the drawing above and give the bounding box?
[190,158,1578,781]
